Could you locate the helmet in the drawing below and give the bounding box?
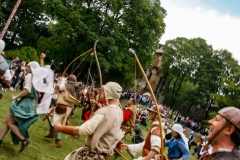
[147,105,166,117]
[67,74,77,82]
[218,106,240,130]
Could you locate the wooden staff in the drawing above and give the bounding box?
[133,53,165,160]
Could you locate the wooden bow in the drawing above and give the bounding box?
[93,40,102,102]
[133,53,165,160]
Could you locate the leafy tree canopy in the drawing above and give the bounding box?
[161,37,240,119]
[5,46,39,62]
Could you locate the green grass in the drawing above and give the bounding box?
[0,91,198,159]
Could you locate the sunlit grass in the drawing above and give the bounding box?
[0,91,197,159]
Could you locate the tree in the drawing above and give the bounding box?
[161,37,202,108]
[6,46,39,62]
[0,0,48,49]
[36,0,166,87]
[161,37,240,120]
[212,49,240,108]
[161,37,225,120]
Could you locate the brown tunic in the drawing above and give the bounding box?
[142,124,161,157]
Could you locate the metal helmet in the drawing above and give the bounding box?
[218,106,240,130]
[147,104,166,117]
[67,74,77,82]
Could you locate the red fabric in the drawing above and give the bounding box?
[84,110,91,122]
[100,99,106,105]
[116,141,123,150]
[123,109,132,121]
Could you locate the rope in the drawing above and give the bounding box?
[86,52,94,86]
[71,50,90,74]
[62,48,92,77]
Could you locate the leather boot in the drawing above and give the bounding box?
[50,139,62,148]
[44,129,54,138]
[19,137,31,153]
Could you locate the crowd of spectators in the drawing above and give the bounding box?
[120,91,153,107]
[120,90,210,137]
[1,52,27,91]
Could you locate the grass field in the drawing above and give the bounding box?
[0,91,198,160]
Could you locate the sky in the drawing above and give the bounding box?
[160,0,240,62]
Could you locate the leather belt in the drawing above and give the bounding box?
[100,152,108,157]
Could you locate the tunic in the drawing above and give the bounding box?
[10,73,37,119]
[9,73,39,144]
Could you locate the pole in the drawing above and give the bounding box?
[0,0,21,39]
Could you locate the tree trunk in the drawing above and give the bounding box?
[205,99,213,119]
[186,101,193,115]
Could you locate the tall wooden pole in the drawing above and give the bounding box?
[0,0,21,39]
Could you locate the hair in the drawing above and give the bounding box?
[94,89,98,98]
[222,117,240,145]
[9,56,13,60]
[63,73,68,77]
[230,126,240,146]
[175,132,181,139]
[131,98,136,105]
[222,117,227,124]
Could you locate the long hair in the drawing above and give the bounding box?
[230,127,240,146]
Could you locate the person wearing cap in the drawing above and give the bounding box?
[121,104,166,160]
[155,124,190,160]
[54,82,124,160]
[0,57,54,153]
[199,106,240,160]
[43,74,80,148]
